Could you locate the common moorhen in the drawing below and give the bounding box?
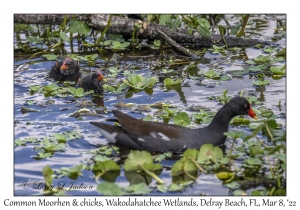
[79,70,104,93]
[49,58,81,82]
[90,97,257,152]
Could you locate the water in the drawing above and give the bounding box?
[13,14,286,196]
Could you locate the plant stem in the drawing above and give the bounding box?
[132,26,136,44]
[255,136,269,148]
[269,186,276,196]
[241,15,250,32]
[95,170,106,183]
[265,123,274,140]
[139,164,164,184]
[267,155,275,179]
[229,138,238,171]
[96,14,112,46]
[189,158,206,173]
[183,169,197,180]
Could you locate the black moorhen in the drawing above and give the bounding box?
[49,58,81,82]
[90,97,257,152]
[79,70,104,93]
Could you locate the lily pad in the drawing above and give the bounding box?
[123,182,151,195]
[197,144,223,163]
[173,112,191,127]
[97,182,122,196]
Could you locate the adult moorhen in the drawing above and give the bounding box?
[49,58,81,82]
[79,70,104,93]
[90,97,257,152]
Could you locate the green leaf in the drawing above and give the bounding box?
[198,25,211,37]
[173,78,183,85]
[220,157,230,164]
[29,85,41,92]
[68,20,90,35]
[92,160,120,174]
[124,151,155,171]
[225,181,240,189]
[112,41,121,47]
[121,42,130,48]
[44,84,60,91]
[254,55,271,63]
[159,15,172,25]
[224,131,247,139]
[169,183,184,192]
[249,146,263,157]
[246,157,262,165]
[183,149,198,160]
[197,144,223,163]
[59,31,69,42]
[173,112,190,127]
[245,60,257,65]
[157,185,168,193]
[246,64,269,72]
[124,183,151,195]
[42,165,54,186]
[270,66,286,75]
[196,18,210,29]
[104,40,112,46]
[251,190,263,196]
[164,78,174,86]
[67,87,76,95]
[42,54,58,61]
[230,23,241,35]
[75,88,84,96]
[218,25,226,36]
[15,139,26,146]
[97,182,122,195]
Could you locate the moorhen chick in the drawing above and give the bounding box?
[49,58,81,82]
[90,97,257,152]
[79,70,104,93]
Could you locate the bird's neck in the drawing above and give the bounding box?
[209,104,235,131]
[197,104,235,145]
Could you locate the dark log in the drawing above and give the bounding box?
[14,14,271,50]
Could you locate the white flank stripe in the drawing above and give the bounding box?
[158,132,170,141]
[150,132,157,138]
[138,138,145,142]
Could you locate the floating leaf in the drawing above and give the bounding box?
[224,131,247,139]
[249,145,263,157]
[124,150,160,171]
[92,160,120,174]
[225,181,240,189]
[173,112,190,127]
[97,182,122,196]
[246,157,262,166]
[168,183,184,192]
[42,54,58,61]
[197,144,223,163]
[123,182,151,195]
[42,165,53,186]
